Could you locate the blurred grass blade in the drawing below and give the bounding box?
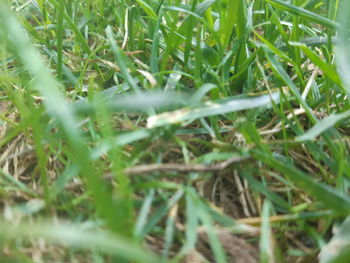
[252,150,350,213]
[141,190,184,238]
[91,129,151,160]
[260,201,273,263]
[134,190,155,239]
[240,170,290,211]
[135,0,157,20]
[196,0,216,14]
[189,83,217,105]
[41,47,78,85]
[336,0,350,96]
[266,0,339,29]
[73,90,186,115]
[196,194,227,263]
[0,168,33,195]
[177,187,199,256]
[164,66,182,91]
[147,89,283,128]
[0,220,158,263]
[319,216,350,263]
[0,3,122,233]
[296,110,350,141]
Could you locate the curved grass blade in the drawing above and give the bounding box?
[135,0,157,20]
[253,31,292,63]
[196,0,216,15]
[266,0,339,30]
[175,187,199,259]
[189,83,217,105]
[290,42,342,87]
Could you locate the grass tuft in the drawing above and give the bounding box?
[0,0,350,262]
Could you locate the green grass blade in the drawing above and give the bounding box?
[0,220,158,263]
[259,201,273,263]
[150,8,162,75]
[336,0,350,96]
[290,42,342,87]
[135,0,157,20]
[296,110,350,141]
[319,216,350,263]
[240,170,290,211]
[106,26,139,91]
[73,90,186,115]
[56,0,65,79]
[266,0,339,30]
[0,3,122,233]
[147,89,282,128]
[254,31,292,63]
[141,190,184,238]
[264,49,317,123]
[252,149,350,213]
[134,189,155,239]
[197,195,227,263]
[179,187,199,255]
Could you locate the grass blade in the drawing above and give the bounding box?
[259,201,273,263]
[252,149,350,213]
[290,42,342,87]
[319,216,350,263]
[147,89,283,128]
[296,110,350,141]
[336,0,350,96]
[0,220,158,263]
[264,49,317,123]
[56,0,65,79]
[0,3,122,234]
[266,0,339,29]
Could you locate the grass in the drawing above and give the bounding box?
[0,0,350,262]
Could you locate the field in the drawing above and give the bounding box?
[0,0,350,262]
